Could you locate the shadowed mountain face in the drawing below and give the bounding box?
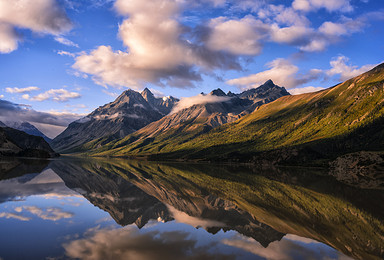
[49,158,384,259]
[0,126,56,158]
[3,121,51,143]
[83,80,289,156]
[50,89,179,153]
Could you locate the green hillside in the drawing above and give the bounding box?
[85,63,384,164]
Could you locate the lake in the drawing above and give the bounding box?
[0,157,383,260]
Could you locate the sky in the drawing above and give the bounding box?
[0,0,383,138]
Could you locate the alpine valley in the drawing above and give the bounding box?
[49,63,384,167]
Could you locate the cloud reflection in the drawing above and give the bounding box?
[64,226,234,260]
[0,169,80,204]
[222,234,352,260]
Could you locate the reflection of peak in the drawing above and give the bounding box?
[50,159,284,247]
[50,160,172,227]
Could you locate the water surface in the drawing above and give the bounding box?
[0,157,383,260]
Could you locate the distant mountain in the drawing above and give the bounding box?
[4,121,51,143]
[88,63,384,164]
[82,80,290,156]
[0,121,6,127]
[51,89,178,153]
[0,126,57,158]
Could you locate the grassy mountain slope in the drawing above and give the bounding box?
[87,63,384,163]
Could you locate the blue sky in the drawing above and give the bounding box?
[0,0,383,137]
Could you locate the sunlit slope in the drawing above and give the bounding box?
[89,63,384,161]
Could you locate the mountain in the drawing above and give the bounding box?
[0,121,6,127]
[82,80,289,156]
[0,126,57,158]
[51,89,178,153]
[87,63,384,164]
[4,121,51,143]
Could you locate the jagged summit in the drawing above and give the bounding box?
[51,88,178,153]
[141,88,155,103]
[210,88,227,96]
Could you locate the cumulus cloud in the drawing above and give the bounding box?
[171,93,231,114]
[64,226,228,260]
[326,56,376,81]
[0,0,72,53]
[227,58,322,90]
[205,16,269,55]
[0,22,19,53]
[73,0,241,90]
[22,88,81,102]
[5,86,40,94]
[292,0,353,13]
[54,36,79,47]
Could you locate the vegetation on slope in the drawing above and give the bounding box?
[86,63,384,164]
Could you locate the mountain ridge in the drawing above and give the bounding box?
[51,88,179,153]
[78,80,289,155]
[85,63,384,165]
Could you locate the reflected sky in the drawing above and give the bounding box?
[0,158,374,260]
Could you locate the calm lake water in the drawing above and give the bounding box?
[0,157,383,260]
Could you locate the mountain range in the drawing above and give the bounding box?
[50,88,179,153]
[53,80,289,153]
[77,63,384,165]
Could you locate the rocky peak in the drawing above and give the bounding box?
[239,80,290,102]
[141,88,155,103]
[210,88,227,96]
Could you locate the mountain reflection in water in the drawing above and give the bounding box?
[0,157,383,260]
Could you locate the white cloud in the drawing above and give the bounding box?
[289,86,325,95]
[171,93,231,114]
[292,0,353,13]
[54,36,79,47]
[227,58,322,89]
[326,56,376,81]
[0,22,19,53]
[23,88,81,102]
[0,0,72,53]
[57,50,75,57]
[5,86,40,94]
[0,94,4,99]
[205,16,268,55]
[73,0,241,90]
